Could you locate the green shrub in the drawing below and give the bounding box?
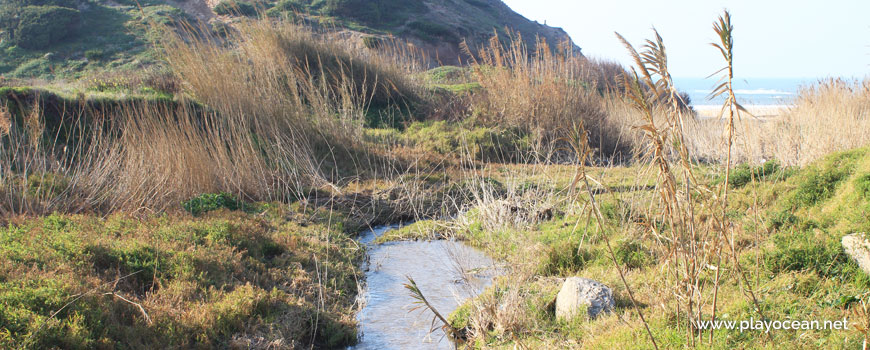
[791,169,848,207]
[0,0,79,7]
[407,20,459,43]
[615,240,653,269]
[402,121,531,162]
[727,160,784,188]
[767,209,798,230]
[323,0,426,27]
[857,174,870,199]
[540,241,591,275]
[25,172,69,198]
[84,49,104,61]
[766,232,851,278]
[427,65,472,84]
[0,5,81,50]
[213,0,257,16]
[86,244,162,291]
[272,0,309,11]
[182,192,242,216]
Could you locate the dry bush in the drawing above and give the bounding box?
[766,78,870,165]
[466,33,635,162]
[661,79,870,166]
[0,18,430,216]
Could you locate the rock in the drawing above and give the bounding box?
[842,233,870,274]
[555,277,614,320]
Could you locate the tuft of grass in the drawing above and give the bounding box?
[0,205,367,348]
[182,192,243,216]
[727,160,788,188]
[614,240,654,269]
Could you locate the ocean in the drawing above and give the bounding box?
[674,77,814,108]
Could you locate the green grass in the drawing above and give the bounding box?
[182,192,244,216]
[0,1,183,80]
[0,203,368,349]
[439,147,870,349]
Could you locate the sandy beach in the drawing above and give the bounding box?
[693,104,790,120]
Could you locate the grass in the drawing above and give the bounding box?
[1,8,870,350]
[431,148,870,349]
[0,1,182,80]
[0,203,369,349]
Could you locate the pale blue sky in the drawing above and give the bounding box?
[501,0,870,79]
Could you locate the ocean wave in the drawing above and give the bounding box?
[691,88,793,96]
[733,89,794,95]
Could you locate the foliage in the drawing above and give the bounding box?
[0,207,365,348]
[0,5,82,49]
[323,0,426,27]
[614,240,653,269]
[727,159,787,188]
[182,192,243,216]
[213,0,258,17]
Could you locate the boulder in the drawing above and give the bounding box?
[842,233,870,274]
[555,277,614,320]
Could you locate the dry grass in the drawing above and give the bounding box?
[662,79,870,166]
[465,33,636,162]
[0,18,433,216]
[763,78,870,166]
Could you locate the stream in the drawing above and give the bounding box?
[351,225,501,349]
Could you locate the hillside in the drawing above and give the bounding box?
[0,0,580,80]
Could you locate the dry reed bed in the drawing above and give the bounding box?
[0,19,431,216]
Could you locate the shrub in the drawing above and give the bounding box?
[0,0,78,7]
[84,49,104,61]
[407,20,459,43]
[791,169,848,207]
[615,240,653,269]
[857,174,870,199]
[540,241,591,275]
[766,233,851,278]
[727,159,783,188]
[182,193,242,216]
[213,0,257,17]
[323,0,426,27]
[0,5,81,50]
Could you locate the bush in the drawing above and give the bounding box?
[323,0,426,27]
[615,240,654,269]
[213,0,257,16]
[0,5,81,50]
[727,160,784,188]
[84,49,104,61]
[407,20,459,43]
[791,169,848,207]
[857,174,870,199]
[0,0,78,7]
[766,233,851,278]
[182,192,242,216]
[540,241,591,275]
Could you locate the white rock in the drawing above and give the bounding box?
[555,277,614,320]
[842,233,870,274]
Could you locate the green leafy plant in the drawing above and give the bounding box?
[213,0,257,17]
[182,193,242,216]
[0,5,82,49]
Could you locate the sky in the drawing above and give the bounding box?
[500,0,870,79]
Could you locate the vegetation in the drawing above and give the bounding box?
[0,4,869,350]
[0,5,82,50]
[0,205,369,349]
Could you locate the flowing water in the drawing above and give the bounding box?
[351,225,501,350]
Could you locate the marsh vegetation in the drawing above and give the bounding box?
[0,5,868,350]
